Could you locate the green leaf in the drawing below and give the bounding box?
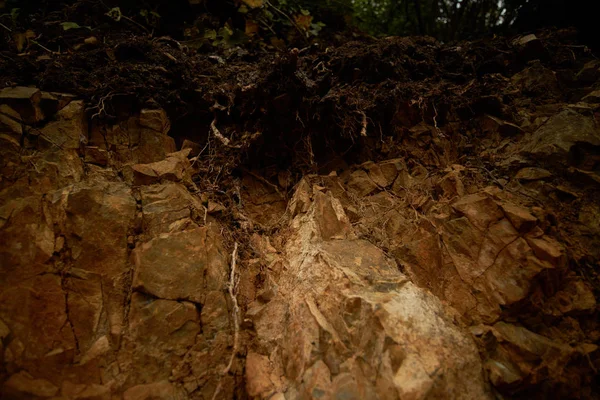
[238,5,249,14]
[300,9,310,16]
[140,9,148,17]
[10,8,20,21]
[61,22,82,31]
[203,29,217,40]
[106,7,122,22]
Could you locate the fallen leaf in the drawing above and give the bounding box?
[13,30,35,52]
[294,14,313,31]
[61,22,81,31]
[245,19,260,36]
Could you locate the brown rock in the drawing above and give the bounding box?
[576,59,600,84]
[139,182,201,236]
[88,109,174,165]
[499,202,537,232]
[123,381,186,400]
[514,167,552,181]
[522,109,600,165]
[56,181,136,343]
[250,183,492,400]
[512,34,546,61]
[0,196,54,283]
[163,135,177,154]
[313,190,354,240]
[543,279,596,316]
[132,227,227,303]
[61,381,110,400]
[437,172,465,198]
[0,318,10,340]
[582,90,600,103]
[132,149,192,186]
[439,210,555,322]
[132,163,159,185]
[181,139,201,155]
[511,61,559,97]
[245,352,276,398]
[84,146,109,166]
[65,276,104,353]
[452,194,504,231]
[127,293,200,382]
[485,322,573,389]
[299,360,332,400]
[2,370,59,398]
[361,161,399,188]
[0,86,44,124]
[0,274,75,362]
[39,100,87,149]
[0,104,23,140]
[480,114,524,138]
[79,336,110,365]
[207,199,226,214]
[139,109,170,132]
[39,91,76,116]
[347,169,378,197]
[526,235,564,265]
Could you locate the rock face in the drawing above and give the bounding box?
[0,93,238,399]
[245,184,492,399]
[2,30,600,400]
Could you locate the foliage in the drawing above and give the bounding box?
[1,0,595,51]
[346,0,527,41]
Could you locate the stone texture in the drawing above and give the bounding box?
[479,114,524,137]
[512,34,546,61]
[361,160,404,188]
[0,86,44,124]
[245,352,277,398]
[132,149,192,186]
[515,167,552,181]
[483,322,575,390]
[88,108,175,166]
[0,94,236,399]
[451,193,504,231]
[61,381,111,400]
[1,81,598,400]
[246,180,492,400]
[123,381,186,400]
[0,104,23,141]
[499,202,538,232]
[576,59,600,84]
[84,146,109,166]
[522,109,600,165]
[511,61,560,97]
[139,182,202,236]
[124,293,201,383]
[132,227,227,303]
[2,370,59,398]
[346,169,378,197]
[582,90,600,103]
[39,100,86,149]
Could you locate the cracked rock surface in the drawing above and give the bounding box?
[1,32,600,400]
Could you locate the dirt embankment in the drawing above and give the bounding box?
[1,6,599,399]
